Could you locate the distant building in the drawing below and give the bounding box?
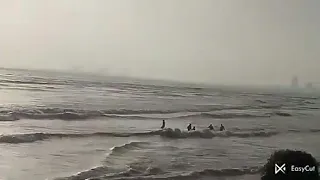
[291,76,299,88]
[306,82,313,89]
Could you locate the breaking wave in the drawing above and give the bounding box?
[0,132,159,144]
[2,128,320,144]
[109,141,150,156]
[54,166,110,180]
[129,167,262,180]
[0,110,104,121]
[157,128,280,139]
[0,107,295,121]
[104,112,272,120]
[177,112,270,119]
[55,166,261,180]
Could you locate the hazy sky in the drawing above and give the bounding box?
[0,0,319,85]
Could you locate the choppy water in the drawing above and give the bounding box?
[0,68,319,180]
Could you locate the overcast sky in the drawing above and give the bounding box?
[0,0,319,85]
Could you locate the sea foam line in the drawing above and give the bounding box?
[1,128,320,144]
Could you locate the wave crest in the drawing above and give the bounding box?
[0,132,159,144]
[0,133,50,143]
[109,141,150,156]
[55,166,261,180]
[189,167,261,177]
[0,106,284,121]
[178,112,270,119]
[2,128,319,144]
[158,128,279,139]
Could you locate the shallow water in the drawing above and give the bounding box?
[0,69,319,180]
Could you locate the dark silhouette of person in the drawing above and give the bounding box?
[208,124,214,130]
[161,120,165,129]
[192,126,195,131]
[219,124,225,131]
[187,123,192,131]
[261,149,319,180]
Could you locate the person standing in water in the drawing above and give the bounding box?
[187,123,192,131]
[219,124,225,131]
[161,120,165,129]
[208,124,214,130]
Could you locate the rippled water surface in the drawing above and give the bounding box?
[0,68,319,180]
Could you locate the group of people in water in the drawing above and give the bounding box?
[161,120,225,131]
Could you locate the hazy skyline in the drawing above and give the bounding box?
[0,0,319,86]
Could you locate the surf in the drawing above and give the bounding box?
[1,128,320,144]
[54,165,262,180]
[0,107,295,121]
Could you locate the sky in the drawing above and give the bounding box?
[0,0,319,86]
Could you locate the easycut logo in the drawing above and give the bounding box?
[291,165,316,173]
[275,164,286,174]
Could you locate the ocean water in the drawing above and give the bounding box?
[0,68,319,180]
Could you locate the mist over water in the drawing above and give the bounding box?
[0,0,319,86]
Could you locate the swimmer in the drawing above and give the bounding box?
[208,124,214,130]
[192,126,195,130]
[187,123,192,131]
[219,124,225,131]
[161,120,165,129]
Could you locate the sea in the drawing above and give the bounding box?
[0,68,319,180]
